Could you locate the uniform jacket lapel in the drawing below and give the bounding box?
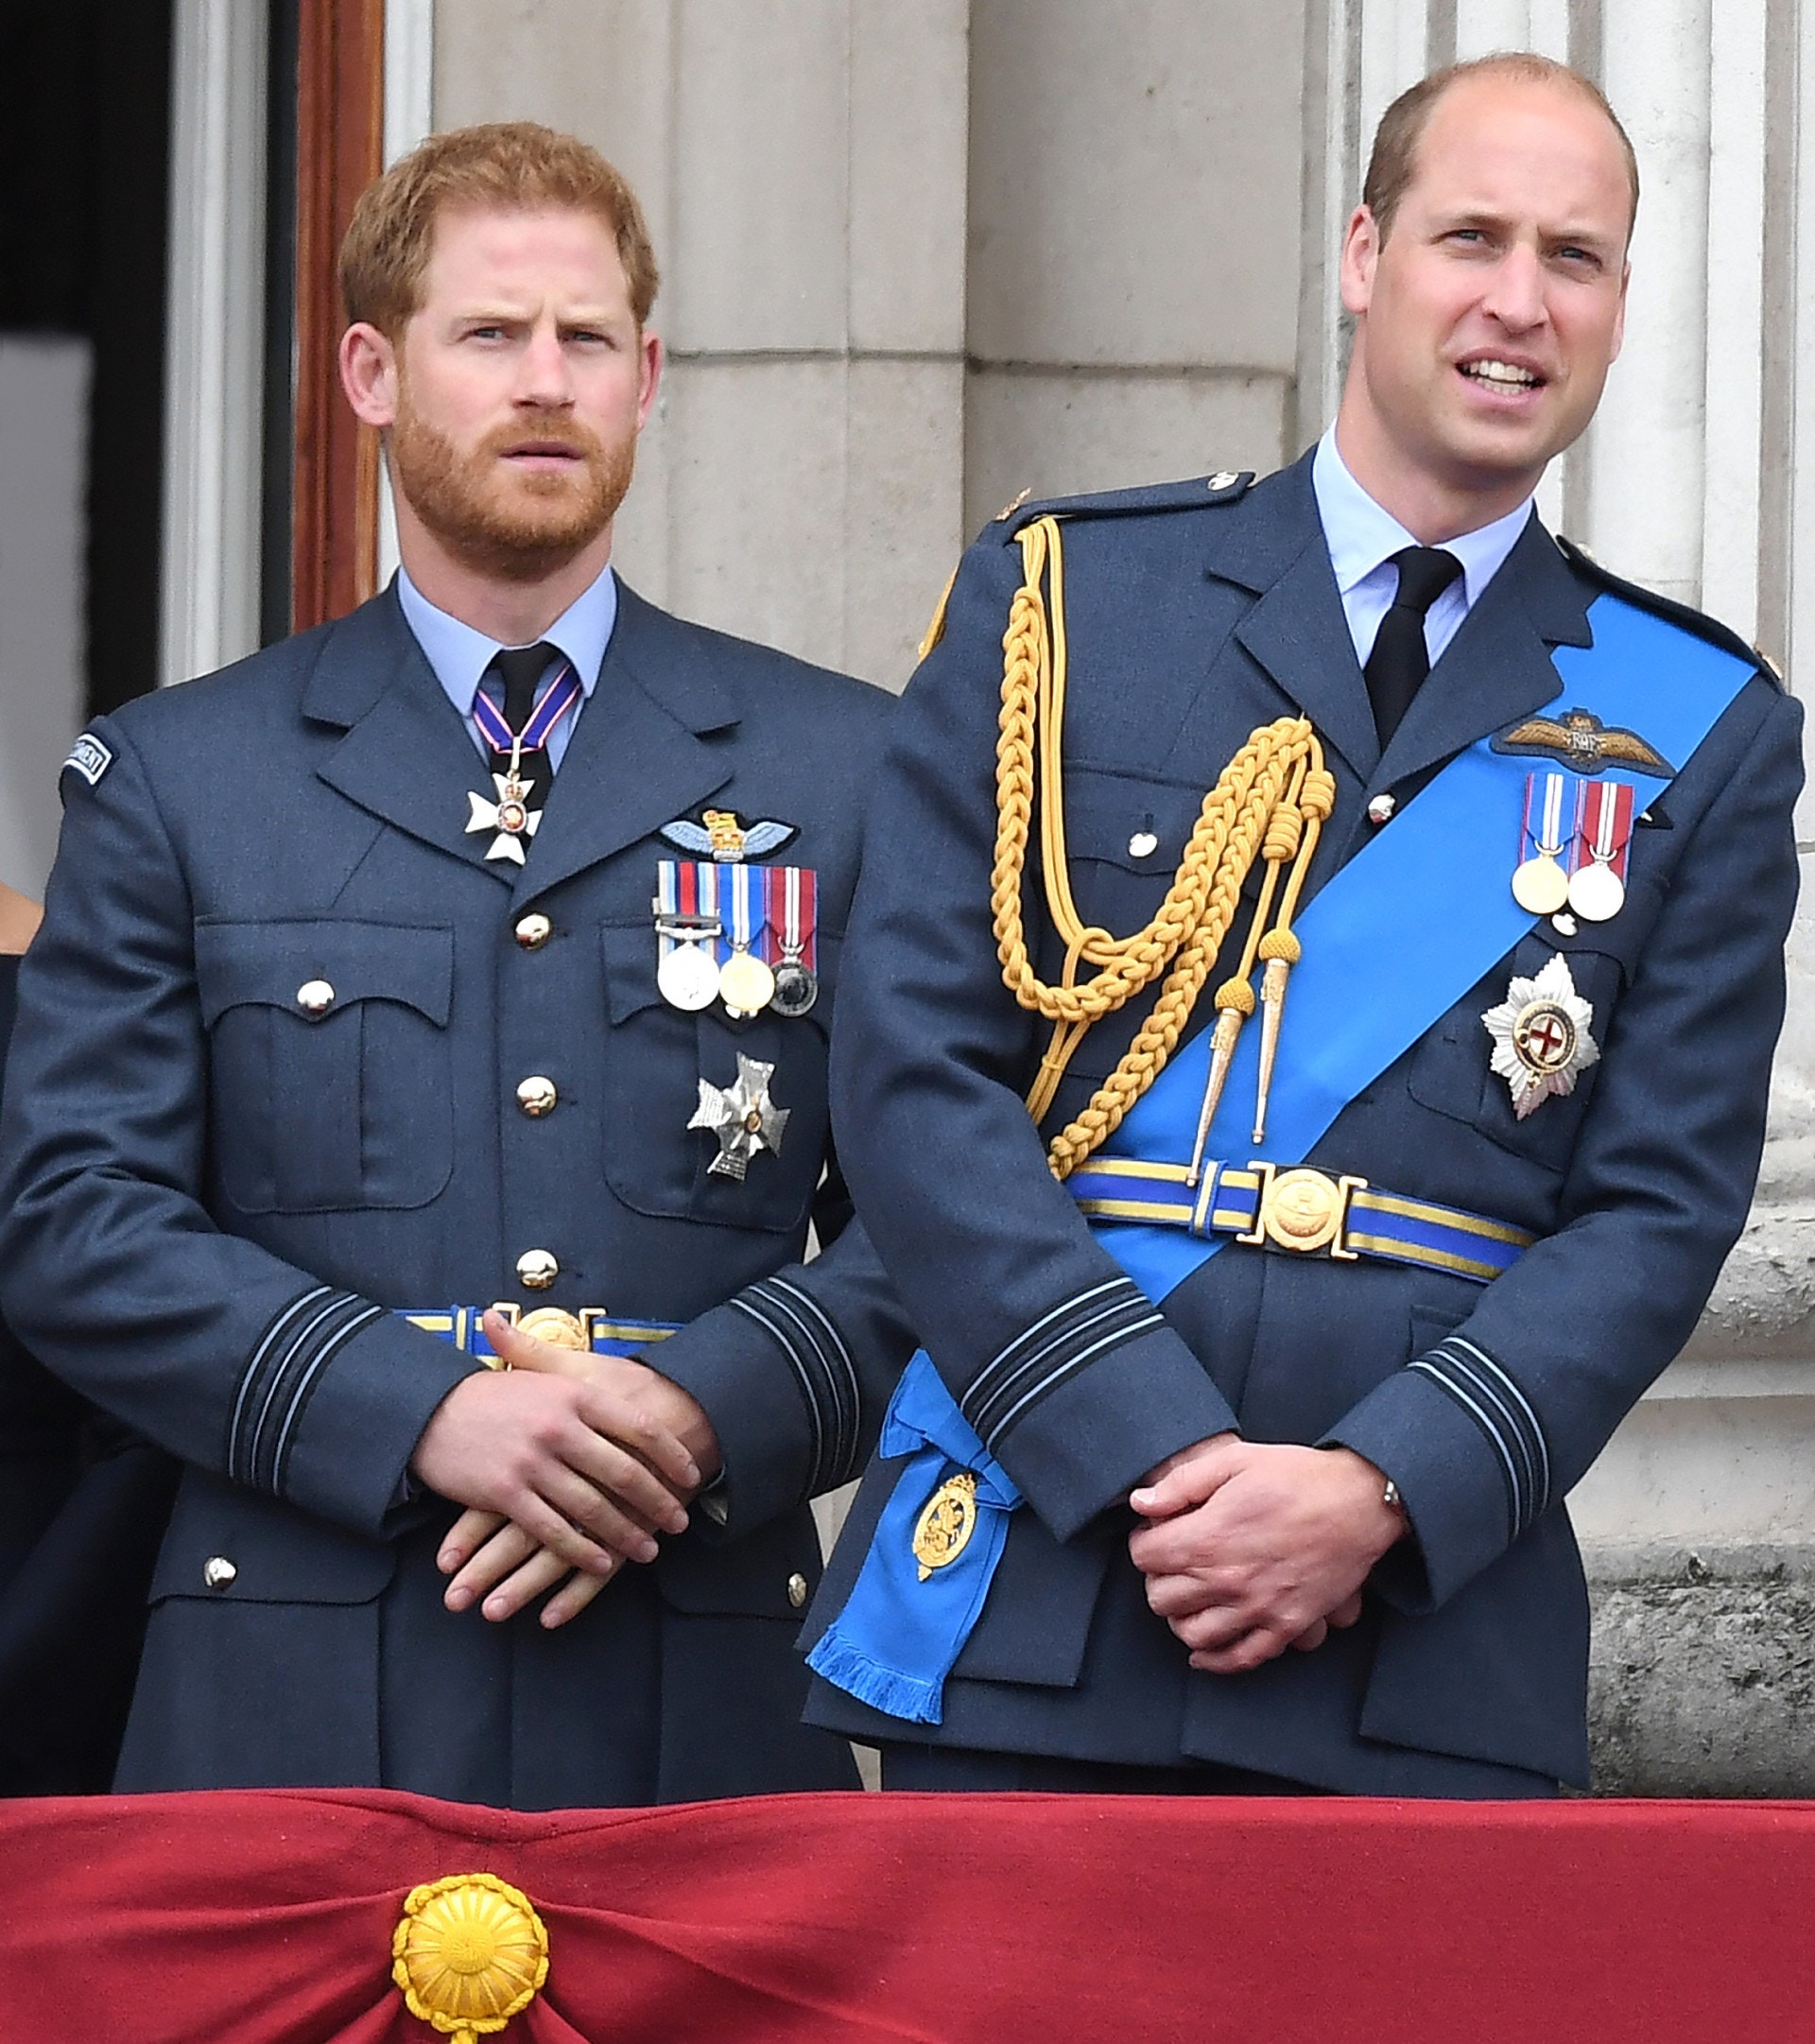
[303,581,739,899]
[305,589,515,879]
[1216,453,1383,786]
[509,582,737,906]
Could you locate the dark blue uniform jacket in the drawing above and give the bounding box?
[806,452,1803,1793]
[0,580,910,1807]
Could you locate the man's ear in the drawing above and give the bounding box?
[635,329,664,433]
[1338,204,1381,320]
[339,321,398,428]
[1608,260,1631,366]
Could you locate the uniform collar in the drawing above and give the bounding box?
[395,560,617,714]
[1312,428,1534,609]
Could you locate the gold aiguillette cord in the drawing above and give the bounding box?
[989,514,1334,1181]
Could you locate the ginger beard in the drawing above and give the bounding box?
[387,376,636,584]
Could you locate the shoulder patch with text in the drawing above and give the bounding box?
[62,733,113,787]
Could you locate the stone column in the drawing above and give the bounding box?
[435,0,969,692]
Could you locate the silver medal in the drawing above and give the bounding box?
[658,940,720,1012]
[770,957,819,1017]
[1565,859,1626,923]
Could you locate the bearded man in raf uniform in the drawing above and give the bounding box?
[0,123,908,1808]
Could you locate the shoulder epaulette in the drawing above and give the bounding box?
[995,469,1254,542]
[1555,534,1783,688]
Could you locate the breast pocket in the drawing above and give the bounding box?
[1405,888,1655,1175]
[196,919,454,1214]
[598,919,833,1235]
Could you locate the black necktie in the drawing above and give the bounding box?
[1364,547,1462,747]
[485,641,558,814]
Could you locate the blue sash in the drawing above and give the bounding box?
[811,594,1757,1721]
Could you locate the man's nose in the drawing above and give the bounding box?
[514,321,575,406]
[1482,243,1547,331]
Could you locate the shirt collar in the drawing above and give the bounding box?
[1312,427,1534,608]
[395,562,617,716]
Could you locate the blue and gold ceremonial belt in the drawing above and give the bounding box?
[1064,1157,1532,1284]
[399,1305,682,1364]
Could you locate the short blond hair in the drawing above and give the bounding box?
[1364,55,1639,242]
[339,121,660,337]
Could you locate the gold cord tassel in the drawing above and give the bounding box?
[989,515,1335,1178]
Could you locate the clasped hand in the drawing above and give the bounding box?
[1127,1435,1405,1673]
[408,1308,721,1630]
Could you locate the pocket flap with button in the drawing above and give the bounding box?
[195,919,454,1028]
[148,1474,397,1607]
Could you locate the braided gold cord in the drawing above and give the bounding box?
[990,514,1331,1177]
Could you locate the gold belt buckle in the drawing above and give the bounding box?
[483,1300,595,1366]
[1236,1162,1367,1260]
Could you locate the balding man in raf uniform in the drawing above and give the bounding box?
[0,123,908,1809]
[804,56,1802,1794]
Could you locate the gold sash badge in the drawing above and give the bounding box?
[912,1471,980,1581]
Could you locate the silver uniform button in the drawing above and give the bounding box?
[1127,830,1159,859]
[786,1572,810,1610]
[1207,471,1239,491]
[1367,793,1396,825]
[203,1556,237,1591]
[515,912,552,950]
[296,979,336,1015]
[516,1076,558,1117]
[516,1248,560,1290]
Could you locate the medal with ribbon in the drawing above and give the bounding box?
[654,857,723,1011]
[718,861,775,1016]
[464,660,582,865]
[767,864,819,1015]
[1567,776,1635,922]
[1511,771,1577,916]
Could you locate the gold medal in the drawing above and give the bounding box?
[718,948,776,1016]
[1511,854,1570,915]
[911,1471,979,1580]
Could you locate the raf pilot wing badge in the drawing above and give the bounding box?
[660,808,799,863]
[1492,706,1675,777]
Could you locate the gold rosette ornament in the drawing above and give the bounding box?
[392,1872,550,2042]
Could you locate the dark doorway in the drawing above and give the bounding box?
[0,0,175,723]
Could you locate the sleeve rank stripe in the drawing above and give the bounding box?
[229,1286,334,1484]
[741,1277,856,1492]
[966,1287,1163,1446]
[963,1286,1159,1444]
[1431,1343,1538,1515]
[1440,1334,1551,1510]
[985,1312,1167,1444]
[761,1276,862,1486]
[269,1304,385,1498]
[244,1290,372,1497]
[728,1293,829,1493]
[1407,1357,1523,1542]
[960,1276,1146,1434]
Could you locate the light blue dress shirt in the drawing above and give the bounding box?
[395,562,617,768]
[1312,428,1534,671]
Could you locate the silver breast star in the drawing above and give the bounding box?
[1482,953,1599,1120]
[465,770,542,865]
[689,1054,790,1181]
